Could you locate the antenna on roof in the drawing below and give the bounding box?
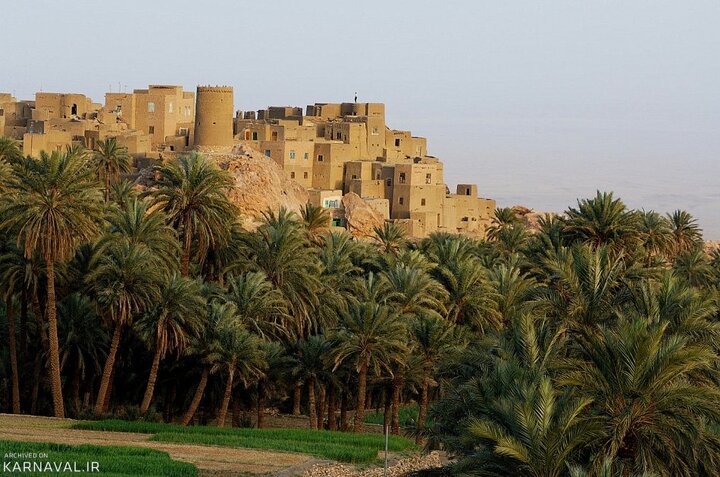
[354,92,358,103]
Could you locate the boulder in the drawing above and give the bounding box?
[342,192,385,240]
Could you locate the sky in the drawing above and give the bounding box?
[3,0,719,237]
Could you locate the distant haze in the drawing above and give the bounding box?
[4,0,718,238]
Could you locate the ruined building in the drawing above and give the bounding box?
[0,85,495,238]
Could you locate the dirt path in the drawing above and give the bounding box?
[0,414,311,476]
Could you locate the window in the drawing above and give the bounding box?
[265,150,271,157]
[168,102,173,113]
[351,174,357,180]
[376,173,381,179]
[272,131,278,140]
[465,188,471,196]
[148,126,155,134]
[371,127,379,135]
[425,173,432,184]
[421,198,426,206]
[147,102,155,113]
[399,197,404,205]
[395,138,400,147]
[179,127,188,136]
[303,172,308,179]
[303,152,309,160]
[245,131,251,140]
[326,200,340,209]
[289,150,296,159]
[399,172,406,184]
[336,132,341,140]
[252,131,258,140]
[386,178,392,186]
[317,155,324,162]
[290,172,296,179]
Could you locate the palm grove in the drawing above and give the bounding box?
[1,136,720,476]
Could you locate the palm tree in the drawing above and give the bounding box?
[673,247,715,288]
[0,150,103,418]
[0,137,22,165]
[109,180,137,208]
[373,222,408,256]
[560,319,720,475]
[147,152,237,276]
[638,210,673,266]
[209,304,265,427]
[93,137,131,202]
[2,289,20,414]
[486,207,520,241]
[666,210,703,257]
[223,271,289,340]
[410,315,462,443]
[57,293,108,416]
[88,242,163,413]
[331,302,408,432]
[564,191,640,252]
[99,198,179,272]
[135,273,205,413]
[293,335,332,428]
[300,203,331,242]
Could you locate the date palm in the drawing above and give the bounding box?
[93,137,131,203]
[0,137,22,165]
[87,242,163,413]
[135,273,205,413]
[301,203,331,242]
[293,334,332,428]
[0,150,103,418]
[100,197,179,271]
[638,210,673,266]
[564,191,640,252]
[331,302,408,432]
[209,304,266,427]
[560,320,720,476]
[223,271,289,340]
[666,210,703,257]
[373,222,408,256]
[147,152,237,276]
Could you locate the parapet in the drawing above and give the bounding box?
[197,85,234,93]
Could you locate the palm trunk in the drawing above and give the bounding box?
[140,340,163,413]
[105,173,110,203]
[256,380,266,429]
[308,378,317,429]
[31,288,48,352]
[292,381,302,415]
[353,362,368,432]
[327,383,337,431]
[340,390,349,431]
[232,396,241,427]
[6,294,21,414]
[95,321,123,414]
[20,288,28,359]
[71,369,82,417]
[182,366,209,426]
[181,220,192,276]
[30,354,41,414]
[391,376,402,435]
[45,260,65,418]
[416,374,430,444]
[317,385,326,430]
[217,363,235,427]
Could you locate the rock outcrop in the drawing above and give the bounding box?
[342,192,385,240]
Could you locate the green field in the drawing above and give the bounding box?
[72,420,417,463]
[363,404,422,427]
[0,440,197,477]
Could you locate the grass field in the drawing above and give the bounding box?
[0,440,197,477]
[72,420,417,463]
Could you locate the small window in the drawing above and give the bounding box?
[289,150,296,159]
[399,172,406,184]
[245,131,251,140]
[399,197,404,205]
[421,198,426,206]
[303,152,309,160]
[351,174,357,180]
[336,132,341,140]
[252,131,258,140]
[265,150,271,157]
[168,102,173,113]
[426,173,432,184]
[272,131,278,140]
[371,127,379,135]
[386,178,391,186]
[317,155,324,162]
[179,127,188,136]
[303,172,308,179]
[148,102,155,113]
[290,172,295,179]
[376,173,381,179]
[465,188,471,196]
[395,138,400,147]
[148,126,155,134]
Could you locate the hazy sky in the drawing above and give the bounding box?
[4,1,719,237]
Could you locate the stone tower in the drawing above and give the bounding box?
[194,85,233,147]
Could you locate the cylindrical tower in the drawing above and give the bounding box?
[194,85,234,147]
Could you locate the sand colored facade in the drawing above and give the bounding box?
[236,101,495,237]
[195,86,233,147]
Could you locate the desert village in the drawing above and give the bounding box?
[0,85,496,238]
